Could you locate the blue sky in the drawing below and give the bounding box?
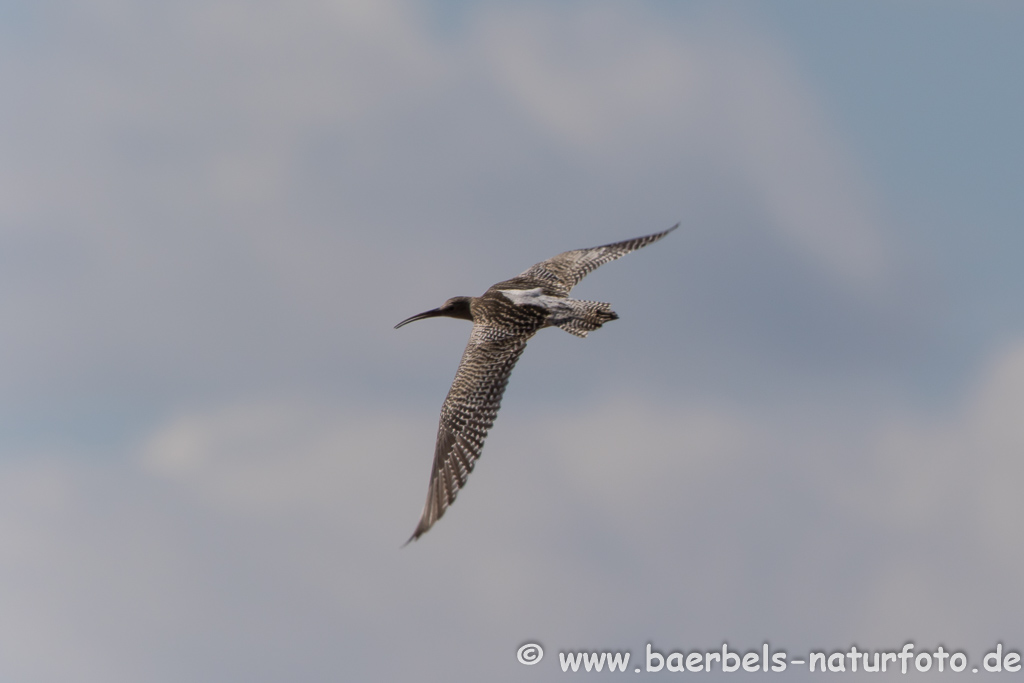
[1,1,1022,680]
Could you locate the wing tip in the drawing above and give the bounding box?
[403,489,442,546]
[402,519,429,547]
[658,222,680,238]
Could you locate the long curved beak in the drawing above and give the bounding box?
[394,308,444,329]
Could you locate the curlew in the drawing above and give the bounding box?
[396,225,677,542]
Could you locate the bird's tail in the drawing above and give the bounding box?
[555,299,618,338]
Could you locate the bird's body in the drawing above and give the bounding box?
[396,225,677,542]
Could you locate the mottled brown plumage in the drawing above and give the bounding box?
[396,225,677,542]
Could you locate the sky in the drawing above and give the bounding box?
[1,0,1023,680]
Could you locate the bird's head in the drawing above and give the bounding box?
[395,296,474,328]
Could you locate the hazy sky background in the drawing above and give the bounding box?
[1,1,1023,680]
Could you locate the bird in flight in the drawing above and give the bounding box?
[396,225,677,543]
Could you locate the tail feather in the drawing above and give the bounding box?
[555,300,618,338]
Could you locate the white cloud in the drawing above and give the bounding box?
[963,344,1024,561]
[825,342,1024,553]
[476,5,888,291]
[706,31,888,291]
[477,5,704,153]
[0,337,1021,679]
[142,400,431,522]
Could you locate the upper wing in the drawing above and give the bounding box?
[517,224,678,295]
[406,323,531,543]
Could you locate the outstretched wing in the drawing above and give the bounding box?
[406,324,531,543]
[517,224,678,295]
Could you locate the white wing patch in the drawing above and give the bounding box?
[498,288,575,323]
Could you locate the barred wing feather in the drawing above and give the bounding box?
[518,224,678,295]
[406,324,531,543]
